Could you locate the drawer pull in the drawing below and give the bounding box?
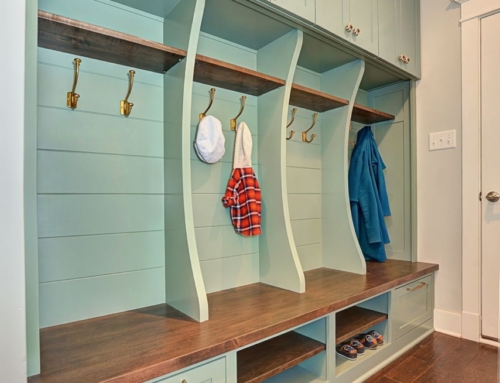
[406,282,426,292]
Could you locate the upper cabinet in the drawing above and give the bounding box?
[267,0,316,23]
[378,0,420,77]
[316,0,379,55]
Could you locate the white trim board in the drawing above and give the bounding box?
[434,309,462,338]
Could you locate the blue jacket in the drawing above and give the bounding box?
[348,126,391,262]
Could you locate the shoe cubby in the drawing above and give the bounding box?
[237,318,328,383]
[335,293,389,377]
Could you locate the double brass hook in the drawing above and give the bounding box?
[302,113,318,143]
[286,108,297,140]
[67,58,82,110]
[120,70,135,117]
[199,88,216,121]
[230,96,247,131]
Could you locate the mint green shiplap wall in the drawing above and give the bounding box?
[191,34,260,293]
[37,0,166,327]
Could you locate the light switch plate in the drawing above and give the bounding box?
[429,130,456,151]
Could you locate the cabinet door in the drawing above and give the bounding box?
[346,0,378,54]
[315,0,346,36]
[392,275,433,340]
[378,0,420,77]
[399,0,420,77]
[153,358,226,383]
[269,0,316,23]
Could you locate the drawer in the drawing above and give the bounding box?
[153,358,226,383]
[392,275,433,340]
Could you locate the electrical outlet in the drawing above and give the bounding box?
[429,130,456,151]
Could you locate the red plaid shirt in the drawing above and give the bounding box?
[222,167,262,236]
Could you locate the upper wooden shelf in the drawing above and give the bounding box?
[38,11,186,73]
[28,260,437,383]
[38,11,284,96]
[336,306,388,345]
[237,331,325,383]
[290,84,349,112]
[351,103,395,125]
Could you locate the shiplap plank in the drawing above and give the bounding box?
[287,167,321,194]
[39,268,165,327]
[192,194,231,228]
[288,194,322,220]
[296,244,322,272]
[290,219,322,247]
[38,150,164,194]
[38,48,164,86]
[37,195,164,238]
[38,231,165,283]
[286,140,321,169]
[201,253,259,294]
[38,62,163,121]
[195,225,258,261]
[37,107,163,157]
[284,110,322,145]
[191,161,232,194]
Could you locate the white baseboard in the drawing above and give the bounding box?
[462,311,480,341]
[434,309,462,337]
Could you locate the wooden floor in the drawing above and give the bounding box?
[363,332,499,383]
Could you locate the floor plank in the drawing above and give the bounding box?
[363,332,499,383]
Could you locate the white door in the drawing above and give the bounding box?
[481,11,500,341]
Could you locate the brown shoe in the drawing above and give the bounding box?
[336,344,357,361]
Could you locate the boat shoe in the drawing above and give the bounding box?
[346,338,365,356]
[356,333,378,350]
[336,344,357,361]
[368,330,384,346]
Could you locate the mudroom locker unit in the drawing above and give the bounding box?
[25,0,438,382]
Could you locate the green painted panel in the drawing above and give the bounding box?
[38,48,163,86]
[400,0,419,77]
[285,110,322,144]
[287,167,321,194]
[348,0,379,54]
[37,195,164,238]
[39,268,165,328]
[286,140,321,169]
[315,0,345,37]
[201,253,259,294]
[378,0,399,66]
[39,231,165,282]
[198,32,257,69]
[195,225,259,261]
[296,243,322,272]
[38,107,163,157]
[293,67,321,90]
[39,0,164,42]
[191,160,232,194]
[288,194,322,220]
[192,194,232,228]
[290,219,322,246]
[38,62,163,121]
[37,150,164,194]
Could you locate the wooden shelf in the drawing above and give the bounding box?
[237,332,326,383]
[38,11,186,73]
[336,306,388,345]
[290,84,349,112]
[351,103,395,124]
[195,55,285,96]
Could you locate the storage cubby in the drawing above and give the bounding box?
[335,293,390,376]
[238,318,328,383]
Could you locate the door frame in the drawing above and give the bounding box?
[461,0,500,344]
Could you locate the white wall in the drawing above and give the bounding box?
[0,0,28,381]
[417,0,463,336]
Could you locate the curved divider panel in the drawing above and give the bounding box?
[163,0,209,322]
[257,29,306,293]
[321,60,366,274]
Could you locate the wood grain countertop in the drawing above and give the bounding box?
[29,260,438,383]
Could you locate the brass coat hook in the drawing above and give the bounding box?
[230,96,247,131]
[199,88,216,121]
[302,113,318,143]
[286,108,297,140]
[67,58,82,110]
[120,70,135,117]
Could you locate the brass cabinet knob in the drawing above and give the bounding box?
[399,54,410,64]
[486,191,500,202]
[353,27,361,36]
[345,23,354,32]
